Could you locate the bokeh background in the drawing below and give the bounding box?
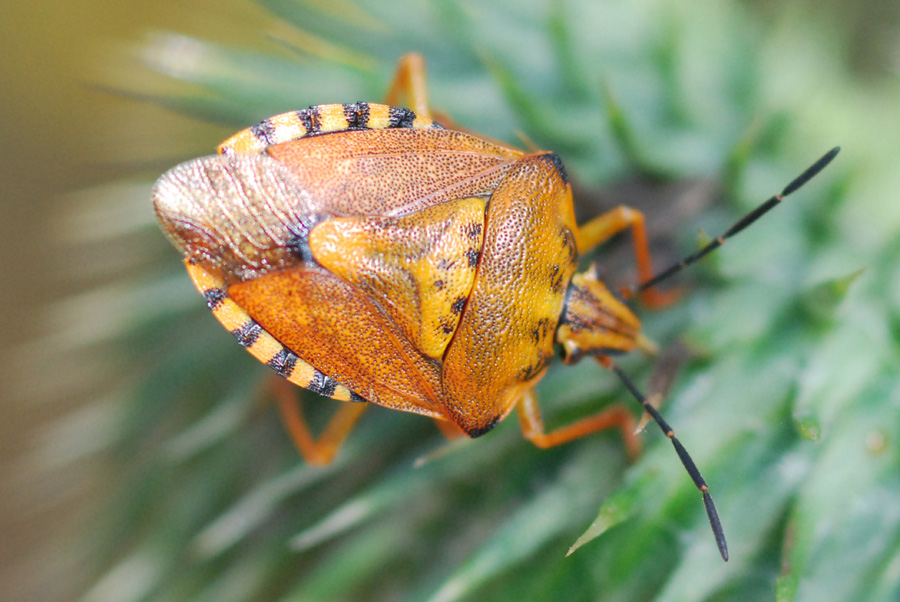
[2,1,900,601]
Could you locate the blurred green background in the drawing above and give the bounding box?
[1,3,272,600]
[2,1,899,601]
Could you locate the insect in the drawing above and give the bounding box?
[153,54,838,561]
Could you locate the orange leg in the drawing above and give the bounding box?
[272,377,367,465]
[575,205,680,308]
[383,52,433,119]
[516,388,641,459]
[382,53,479,138]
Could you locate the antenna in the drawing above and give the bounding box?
[611,147,841,560]
[598,356,729,561]
[636,147,840,293]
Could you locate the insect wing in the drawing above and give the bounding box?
[228,265,447,417]
[267,128,522,217]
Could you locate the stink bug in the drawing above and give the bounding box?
[152,53,838,561]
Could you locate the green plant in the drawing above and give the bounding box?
[72,1,900,600]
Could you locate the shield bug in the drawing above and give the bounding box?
[153,54,838,561]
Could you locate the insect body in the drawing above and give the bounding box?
[153,58,838,561]
[155,102,617,437]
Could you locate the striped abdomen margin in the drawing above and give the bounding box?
[218,102,445,156]
[185,260,365,403]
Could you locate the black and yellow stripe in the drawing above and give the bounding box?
[217,102,445,156]
[185,261,365,403]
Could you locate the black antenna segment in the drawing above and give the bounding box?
[604,358,729,561]
[636,147,840,293]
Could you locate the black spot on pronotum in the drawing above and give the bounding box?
[202,288,226,310]
[232,321,262,348]
[531,317,551,344]
[518,361,542,382]
[549,264,566,293]
[559,226,576,261]
[266,348,298,378]
[434,279,445,290]
[541,152,569,184]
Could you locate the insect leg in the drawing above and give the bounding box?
[575,205,680,308]
[516,388,641,459]
[272,377,368,466]
[383,53,471,135]
[383,52,433,118]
